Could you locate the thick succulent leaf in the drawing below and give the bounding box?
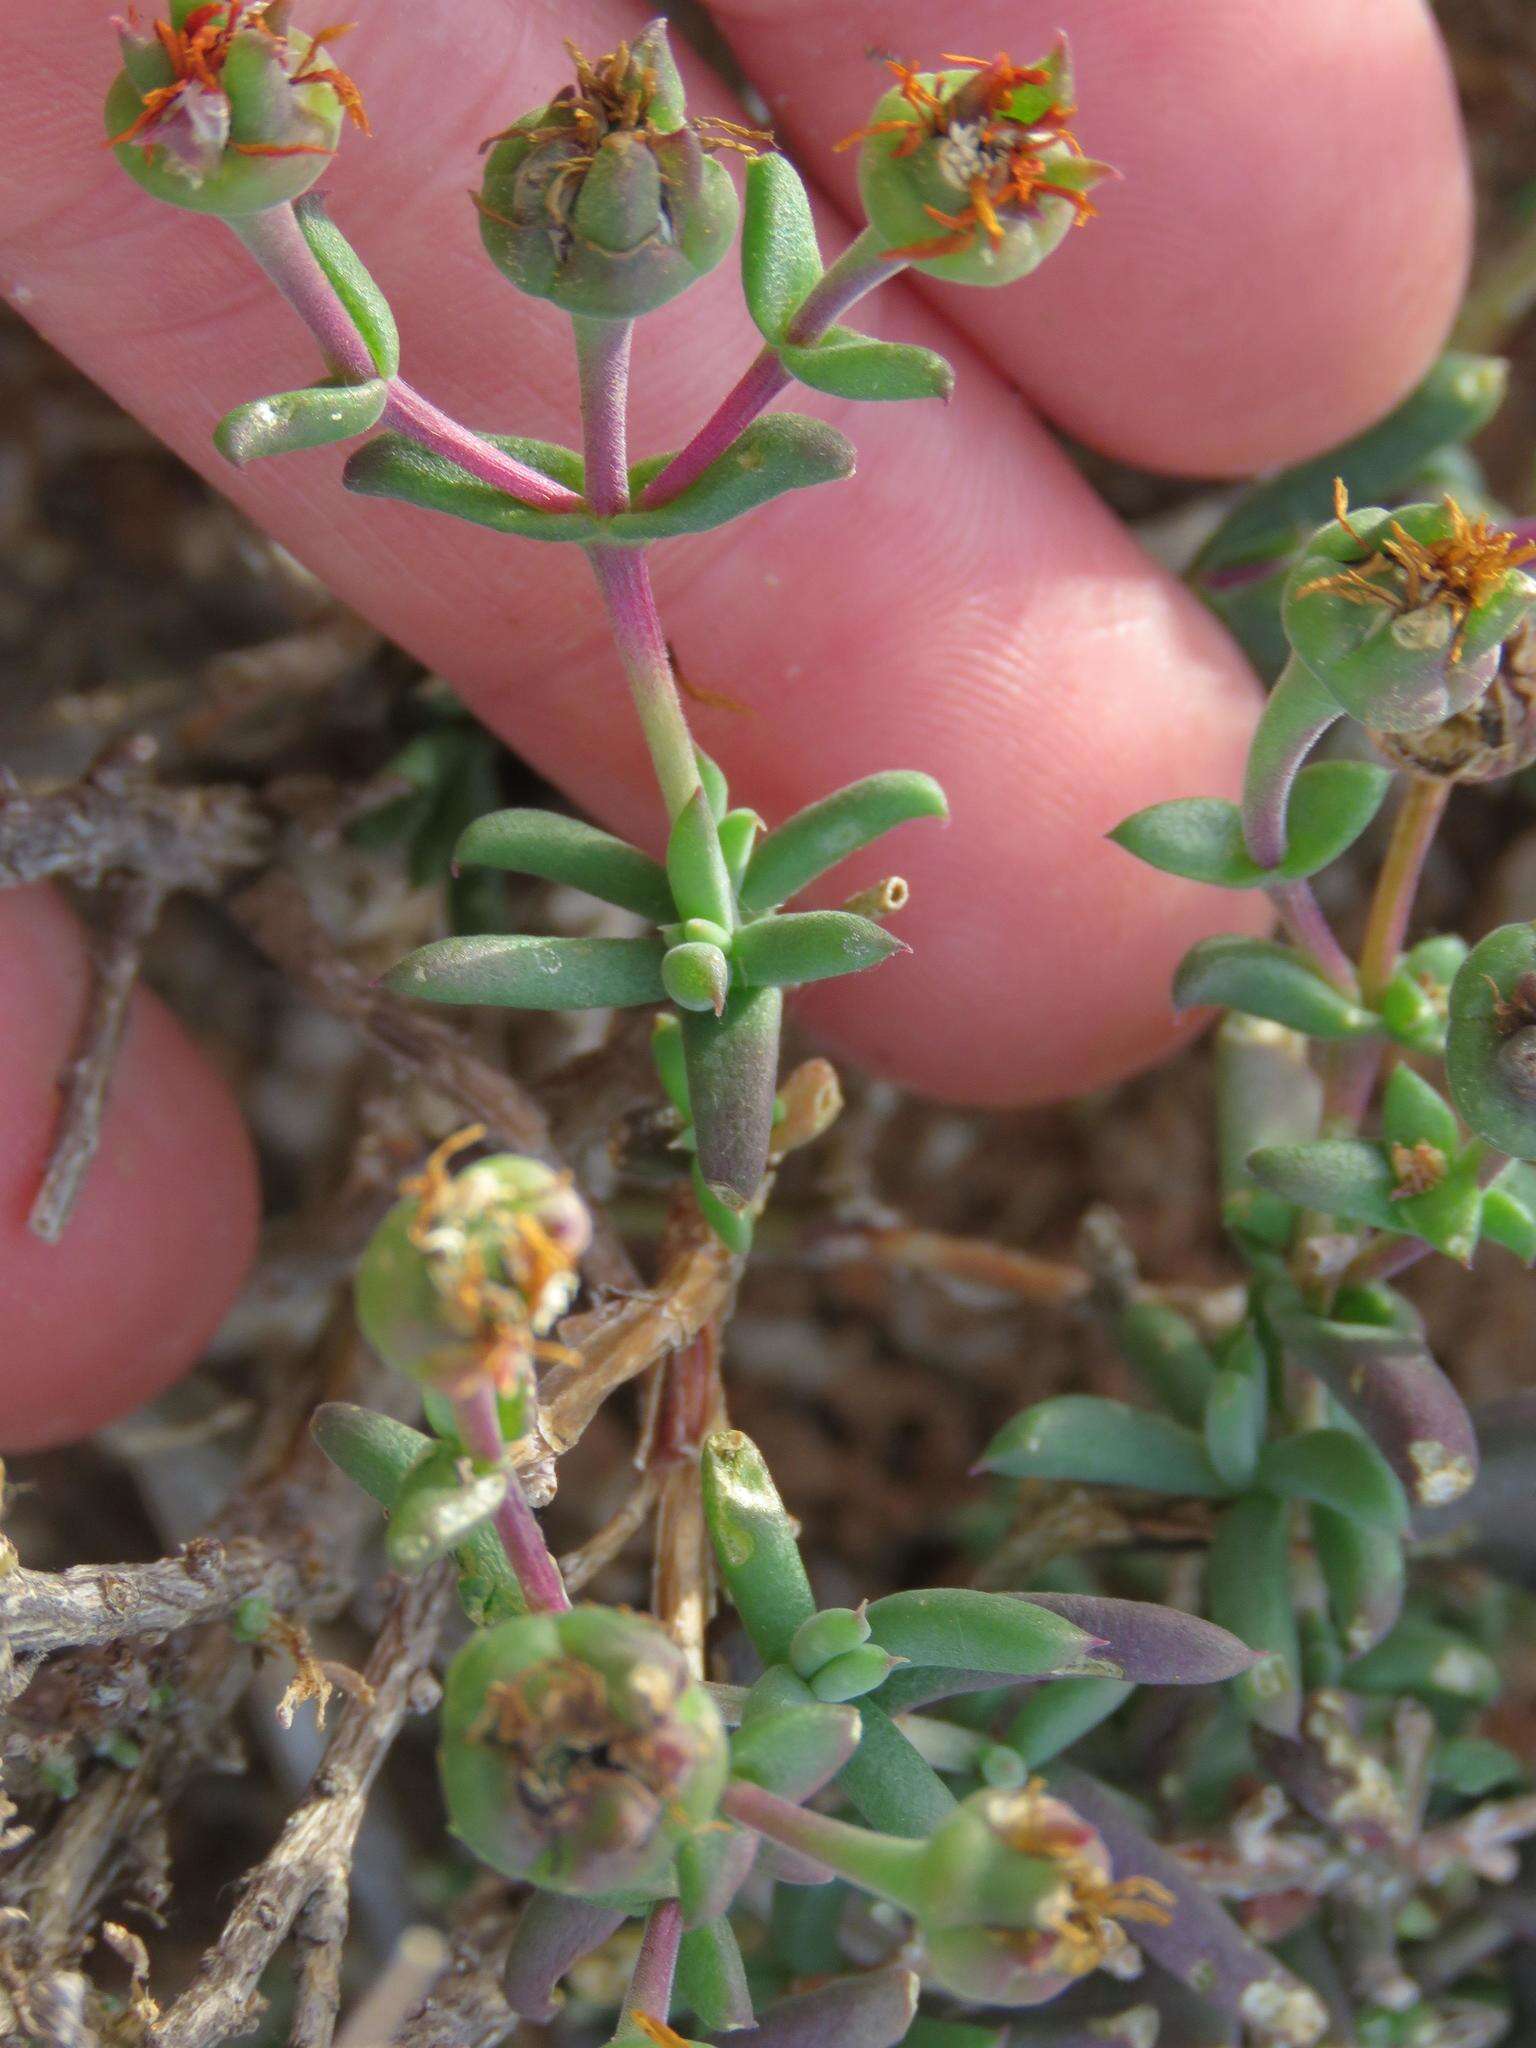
[347,415,856,544]
[310,1401,431,1506]
[1249,1136,1482,1260]
[979,1396,1229,1496]
[779,328,955,403]
[741,151,823,342]
[701,1429,816,1666]
[678,1918,754,2034]
[385,932,667,1010]
[1255,1428,1409,1531]
[1311,1503,1405,1658]
[1205,1493,1301,1735]
[734,910,906,989]
[215,377,388,465]
[1012,1593,1263,1685]
[667,788,736,929]
[729,1702,862,1800]
[838,1698,957,1835]
[296,193,402,376]
[1382,1062,1462,1155]
[1215,1014,1322,1248]
[1345,1615,1500,1704]
[1174,937,1379,1039]
[454,808,674,921]
[1195,352,1507,578]
[1113,1300,1217,1428]
[499,1894,627,2024]
[1266,1286,1479,1508]
[682,986,783,1207]
[1203,1328,1269,1490]
[1001,1677,1134,1770]
[1447,921,1536,1158]
[1481,1158,1536,1262]
[862,1587,1098,1678]
[1112,761,1391,889]
[730,1970,919,2048]
[385,1444,507,1572]
[740,771,948,914]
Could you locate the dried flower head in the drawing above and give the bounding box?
[475,21,749,317]
[106,1,367,214]
[1370,616,1536,782]
[354,1129,590,1396]
[849,42,1111,285]
[916,1783,1173,2006]
[440,1606,728,1897]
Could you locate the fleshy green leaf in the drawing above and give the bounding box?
[346,415,855,544]
[701,1429,817,1667]
[1112,761,1391,890]
[663,940,731,1016]
[979,1396,1229,1496]
[1311,1504,1405,1659]
[1380,934,1468,1055]
[215,377,388,465]
[678,1918,753,2035]
[1345,1615,1500,1704]
[1203,1327,1269,1491]
[1174,937,1379,1039]
[311,1402,431,1507]
[733,910,905,989]
[1001,1677,1134,1770]
[295,194,402,377]
[862,1588,1097,1678]
[667,789,736,929]
[1246,1138,1399,1231]
[1113,1300,1217,1429]
[385,932,667,1010]
[1215,1013,1323,1248]
[779,328,955,403]
[1205,1493,1300,1735]
[1255,1428,1409,1531]
[1481,1159,1536,1262]
[682,986,782,1208]
[1382,1062,1462,1155]
[1432,1736,1528,1797]
[1447,921,1536,1159]
[740,772,948,914]
[741,152,823,343]
[730,1701,862,1800]
[386,1444,507,1572]
[454,808,675,921]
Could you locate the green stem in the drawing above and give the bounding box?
[719,1778,926,1907]
[1242,656,1344,870]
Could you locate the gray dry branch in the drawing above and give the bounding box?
[151,1566,454,2048]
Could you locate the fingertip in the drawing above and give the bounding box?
[0,889,260,1451]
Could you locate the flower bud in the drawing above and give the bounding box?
[440,1605,728,1898]
[913,1786,1172,2008]
[662,940,731,1016]
[355,1132,590,1394]
[853,43,1111,286]
[788,1605,871,1680]
[1284,487,1536,732]
[1369,616,1536,782]
[105,3,368,217]
[477,26,741,318]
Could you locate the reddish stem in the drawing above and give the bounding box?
[641,225,902,510]
[230,204,583,515]
[621,1899,684,2026]
[452,1386,570,1614]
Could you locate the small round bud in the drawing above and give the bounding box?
[788,1605,872,1680]
[1284,489,1536,732]
[105,4,368,218]
[477,27,739,318]
[355,1135,591,1392]
[855,45,1110,286]
[1368,617,1536,782]
[912,1786,1173,2008]
[440,1605,728,1898]
[808,1643,903,1704]
[662,941,731,1016]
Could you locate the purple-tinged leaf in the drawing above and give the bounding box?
[1047,1767,1328,2046]
[501,1892,625,2020]
[1268,1288,1478,1508]
[1417,1392,1536,1583]
[710,1968,917,2048]
[1016,1594,1264,1685]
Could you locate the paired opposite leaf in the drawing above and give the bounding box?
[1112,761,1391,890]
[345,414,855,544]
[1205,1493,1301,1734]
[780,329,954,404]
[1255,1428,1409,1531]
[296,193,402,377]
[668,790,736,929]
[385,932,667,1010]
[862,1587,1097,1679]
[734,911,905,988]
[455,808,675,921]
[215,378,389,466]
[682,986,783,1207]
[1174,937,1379,1039]
[741,152,823,343]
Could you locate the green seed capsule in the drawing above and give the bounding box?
[789,1606,872,1679]
[106,7,365,218]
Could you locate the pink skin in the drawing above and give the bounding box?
[0,0,1469,1443]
